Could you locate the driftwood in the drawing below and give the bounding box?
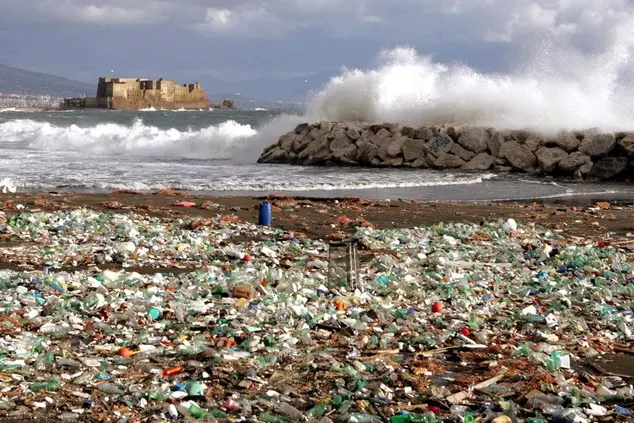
[446,372,507,404]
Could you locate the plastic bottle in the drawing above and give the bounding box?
[29,376,60,392]
[306,404,330,419]
[188,404,209,419]
[275,402,304,420]
[259,412,292,423]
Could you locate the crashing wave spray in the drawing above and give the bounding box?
[303,7,634,132]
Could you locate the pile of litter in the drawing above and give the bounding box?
[0,209,632,422]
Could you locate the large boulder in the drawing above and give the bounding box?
[258,147,288,164]
[617,133,634,158]
[303,150,332,165]
[524,136,543,153]
[386,136,407,157]
[358,129,375,143]
[451,143,476,161]
[330,132,357,162]
[279,132,297,151]
[574,162,593,180]
[508,130,531,143]
[457,127,489,153]
[445,126,460,142]
[381,156,404,167]
[546,132,580,152]
[558,152,592,173]
[388,124,405,136]
[346,126,361,141]
[424,134,454,156]
[261,143,278,156]
[405,157,429,168]
[356,140,379,164]
[309,124,332,141]
[402,138,426,162]
[578,134,616,158]
[413,126,437,141]
[299,137,330,161]
[433,153,466,169]
[333,145,358,162]
[373,128,392,146]
[463,153,495,170]
[487,131,505,158]
[401,126,415,138]
[535,147,568,173]
[292,129,313,153]
[499,141,537,172]
[330,132,354,152]
[293,123,309,134]
[587,157,629,180]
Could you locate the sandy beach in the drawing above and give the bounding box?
[3,190,634,238]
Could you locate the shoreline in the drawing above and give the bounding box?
[0,191,632,240]
[12,174,634,202]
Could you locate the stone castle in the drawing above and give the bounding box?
[62,77,233,110]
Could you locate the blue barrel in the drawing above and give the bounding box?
[258,202,272,225]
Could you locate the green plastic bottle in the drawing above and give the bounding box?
[259,412,292,423]
[29,376,60,392]
[306,405,330,419]
[188,404,209,419]
[390,415,409,423]
[211,408,228,418]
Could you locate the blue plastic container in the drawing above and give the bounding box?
[258,202,272,226]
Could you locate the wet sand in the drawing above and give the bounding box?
[2,190,633,241]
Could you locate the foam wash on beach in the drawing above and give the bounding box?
[2,1,634,200]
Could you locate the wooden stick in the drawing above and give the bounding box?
[446,372,507,404]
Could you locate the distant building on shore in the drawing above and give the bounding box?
[61,77,234,110]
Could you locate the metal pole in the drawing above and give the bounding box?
[352,242,358,291]
[346,242,352,290]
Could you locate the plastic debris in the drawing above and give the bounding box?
[0,209,632,421]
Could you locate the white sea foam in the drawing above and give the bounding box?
[12,170,497,193]
[242,4,634,154]
[0,118,257,159]
[299,9,634,132]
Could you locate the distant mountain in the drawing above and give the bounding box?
[0,64,93,98]
[0,64,315,110]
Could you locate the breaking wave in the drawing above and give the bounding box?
[0,118,257,159]
[300,8,634,132]
[12,170,497,193]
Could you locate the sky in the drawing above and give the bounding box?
[0,0,633,100]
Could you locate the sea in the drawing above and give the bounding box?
[1,45,634,202]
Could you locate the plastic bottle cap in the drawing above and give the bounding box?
[147,308,161,320]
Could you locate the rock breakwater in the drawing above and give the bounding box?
[258,122,634,181]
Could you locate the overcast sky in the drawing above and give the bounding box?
[1,0,633,100]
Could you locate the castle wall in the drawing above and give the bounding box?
[64,77,214,110]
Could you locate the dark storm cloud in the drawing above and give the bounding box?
[1,0,633,99]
